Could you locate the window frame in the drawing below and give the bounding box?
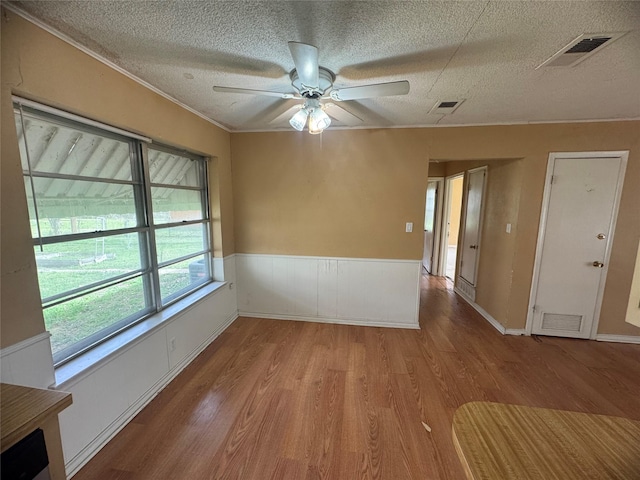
[14,100,213,367]
[142,142,212,309]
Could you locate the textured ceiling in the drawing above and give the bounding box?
[9,1,640,132]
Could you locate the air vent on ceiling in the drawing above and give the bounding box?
[537,32,626,69]
[430,99,465,115]
[566,37,611,53]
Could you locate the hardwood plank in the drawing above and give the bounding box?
[73,275,640,480]
[327,323,350,372]
[268,457,303,480]
[341,369,369,454]
[337,451,370,480]
[304,369,345,480]
[376,407,413,479]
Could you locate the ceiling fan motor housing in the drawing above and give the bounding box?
[290,66,335,98]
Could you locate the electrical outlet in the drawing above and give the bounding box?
[506,223,512,234]
[406,222,413,233]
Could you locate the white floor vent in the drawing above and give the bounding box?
[541,313,583,332]
[456,277,476,302]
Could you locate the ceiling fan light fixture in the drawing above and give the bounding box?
[289,108,309,131]
[290,98,330,134]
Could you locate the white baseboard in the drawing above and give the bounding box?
[505,328,527,336]
[595,334,640,345]
[454,286,526,336]
[238,311,420,330]
[65,311,238,478]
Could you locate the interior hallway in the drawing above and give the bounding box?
[73,276,640,479]
[445,245,457,280]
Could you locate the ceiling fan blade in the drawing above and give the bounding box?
[213,86,295,99]
[323,103,363,126]
[330,81,410,101]
[288,42,319,89]
[269,104,303,125]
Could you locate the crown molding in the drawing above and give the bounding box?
[237,116,640,133]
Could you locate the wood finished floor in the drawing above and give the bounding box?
[74,276,640,479]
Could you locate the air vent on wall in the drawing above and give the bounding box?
[541,313,583,332]
[430,99,465,115]
[537,32,626,69]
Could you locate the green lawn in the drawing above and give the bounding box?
[45,271,192,356]
[35,214,208,357]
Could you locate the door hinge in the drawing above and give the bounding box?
[532,305,538,312]
[550,175,556,184]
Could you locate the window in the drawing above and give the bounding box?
[14,101,212,366]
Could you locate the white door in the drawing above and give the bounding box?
[459,167,486,286]
[423,180,439,273]
[531,155,626,338]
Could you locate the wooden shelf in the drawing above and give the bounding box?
[1,383,72,452]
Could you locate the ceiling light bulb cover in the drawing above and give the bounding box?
[309,108,331,131]
[291,98,330,134]
[289,108,309,131]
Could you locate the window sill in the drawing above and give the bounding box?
[54,281,227,389]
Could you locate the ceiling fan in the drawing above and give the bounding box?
[213,42,410,134]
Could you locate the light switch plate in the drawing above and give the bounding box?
[406,222,413,233]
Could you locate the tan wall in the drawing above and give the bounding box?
[0,9,234,347]
[232,122,640,336]
[475,160,524,327]
[447,176,464,247]
[231,129,430,259]
[427,162,445,177]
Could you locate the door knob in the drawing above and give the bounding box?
[596,233,606,240]
[470,245,478,249]
[592,261,604,268]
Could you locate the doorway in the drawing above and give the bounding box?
[528,152,628,339]
[459,166,487,288]
[440,175,464,280]
[422,177,443,274]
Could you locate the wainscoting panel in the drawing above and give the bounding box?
[57,255,239,477]
[0,331,55,388]
[58,328,168,465]
[237,254,421,329]
[318,259,339,318]
[166,288,235,371]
